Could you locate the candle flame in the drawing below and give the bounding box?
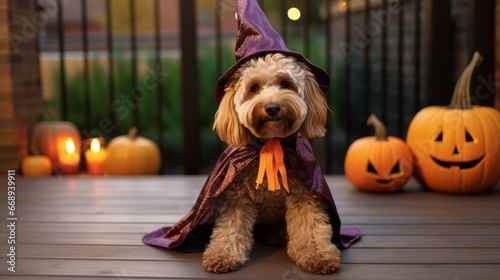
[66,139,75,154]
[90,139,100,153]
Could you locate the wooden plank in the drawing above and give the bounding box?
[9,213,500,224]
[4,244,500,264]
[6,259,500,280]
[352,235,500,249]
[343,248,500,264]
[0,278,160,280]
[9,196,500,218]
[354,224,500,235]
[9,231,500,248]
[10,193,500,211]
[13,202,500,216]
[12,222,500,235]
[11,222,170,233]
[10,213,185,223]
[10,177,499,199]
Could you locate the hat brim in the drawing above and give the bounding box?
[215,50,330,104]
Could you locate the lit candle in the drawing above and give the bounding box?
[58,138,80,174]
[85,139,107,175]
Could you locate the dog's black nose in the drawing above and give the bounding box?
[265,103,281,117]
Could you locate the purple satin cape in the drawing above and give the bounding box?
[142,133,361,249]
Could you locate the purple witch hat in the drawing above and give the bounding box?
[215,0,330,104]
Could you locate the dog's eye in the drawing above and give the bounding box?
[281,81,290,89]
[250,84,259,93]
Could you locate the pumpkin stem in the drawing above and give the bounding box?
[367,114,387,141]
[450,51,483,109]
[128,126,138,140]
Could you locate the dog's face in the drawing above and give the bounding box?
[214,53,328,147]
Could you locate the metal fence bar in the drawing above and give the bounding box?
[302,0,311,58]
[423,0,452,106]
[414,0,421,112]
[57,1,67,120]
[397,0,404,136]
[214,0,226,155]
[129,0,138,127]
[154,0,164,157]
[105,0,116,137]
[81,0,91,132]
[280,0,287,43]
[363,0,371,134]
[180,0,201,174]
[467,0,495,107]
[215,0,222,78]
[345,0,352,148]
[324,0,333,173]
[380,0,388,124]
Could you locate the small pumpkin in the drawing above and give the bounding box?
[105,127,161,175]
[345,114,414,192]
[30,111,81,174]
[406,52,500,194]
[21,155,53,177]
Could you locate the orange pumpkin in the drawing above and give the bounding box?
[30,119,81,175]
[407,52,500,193]
[105,127,161,175]
[345,114,414,192]
[21,155,53,176]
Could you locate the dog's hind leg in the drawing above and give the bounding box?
[285,188,341,274]
[202,187,257,273]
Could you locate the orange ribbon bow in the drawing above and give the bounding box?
[255,140,289,192]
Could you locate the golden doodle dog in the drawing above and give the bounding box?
[142,0,361,275]
[205,52,338,274]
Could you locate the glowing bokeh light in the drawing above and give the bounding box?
[287,7,301,21]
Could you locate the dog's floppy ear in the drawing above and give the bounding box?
[212,79,250,146]
[300,71,328,138]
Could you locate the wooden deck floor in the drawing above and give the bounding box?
[1,176,499,279]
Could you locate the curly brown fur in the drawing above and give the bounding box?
[202,160,340,274]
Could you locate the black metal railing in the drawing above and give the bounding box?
[38,0,495,174]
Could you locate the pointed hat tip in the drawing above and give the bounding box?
[215,0,330,104]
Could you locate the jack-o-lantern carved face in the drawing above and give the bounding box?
[407,52,500,194]
[407,107,500,193]
[430,123,484,170]
[345,115,414,192]
[367,160,401,184]
[345,137,413,192]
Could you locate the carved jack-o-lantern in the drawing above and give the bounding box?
[407,52,500,193]
[345,115,414,192]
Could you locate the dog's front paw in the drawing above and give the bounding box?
[202,252,243,273]
[290,244,341,274]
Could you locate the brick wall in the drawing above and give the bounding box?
[0,0,42,173]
